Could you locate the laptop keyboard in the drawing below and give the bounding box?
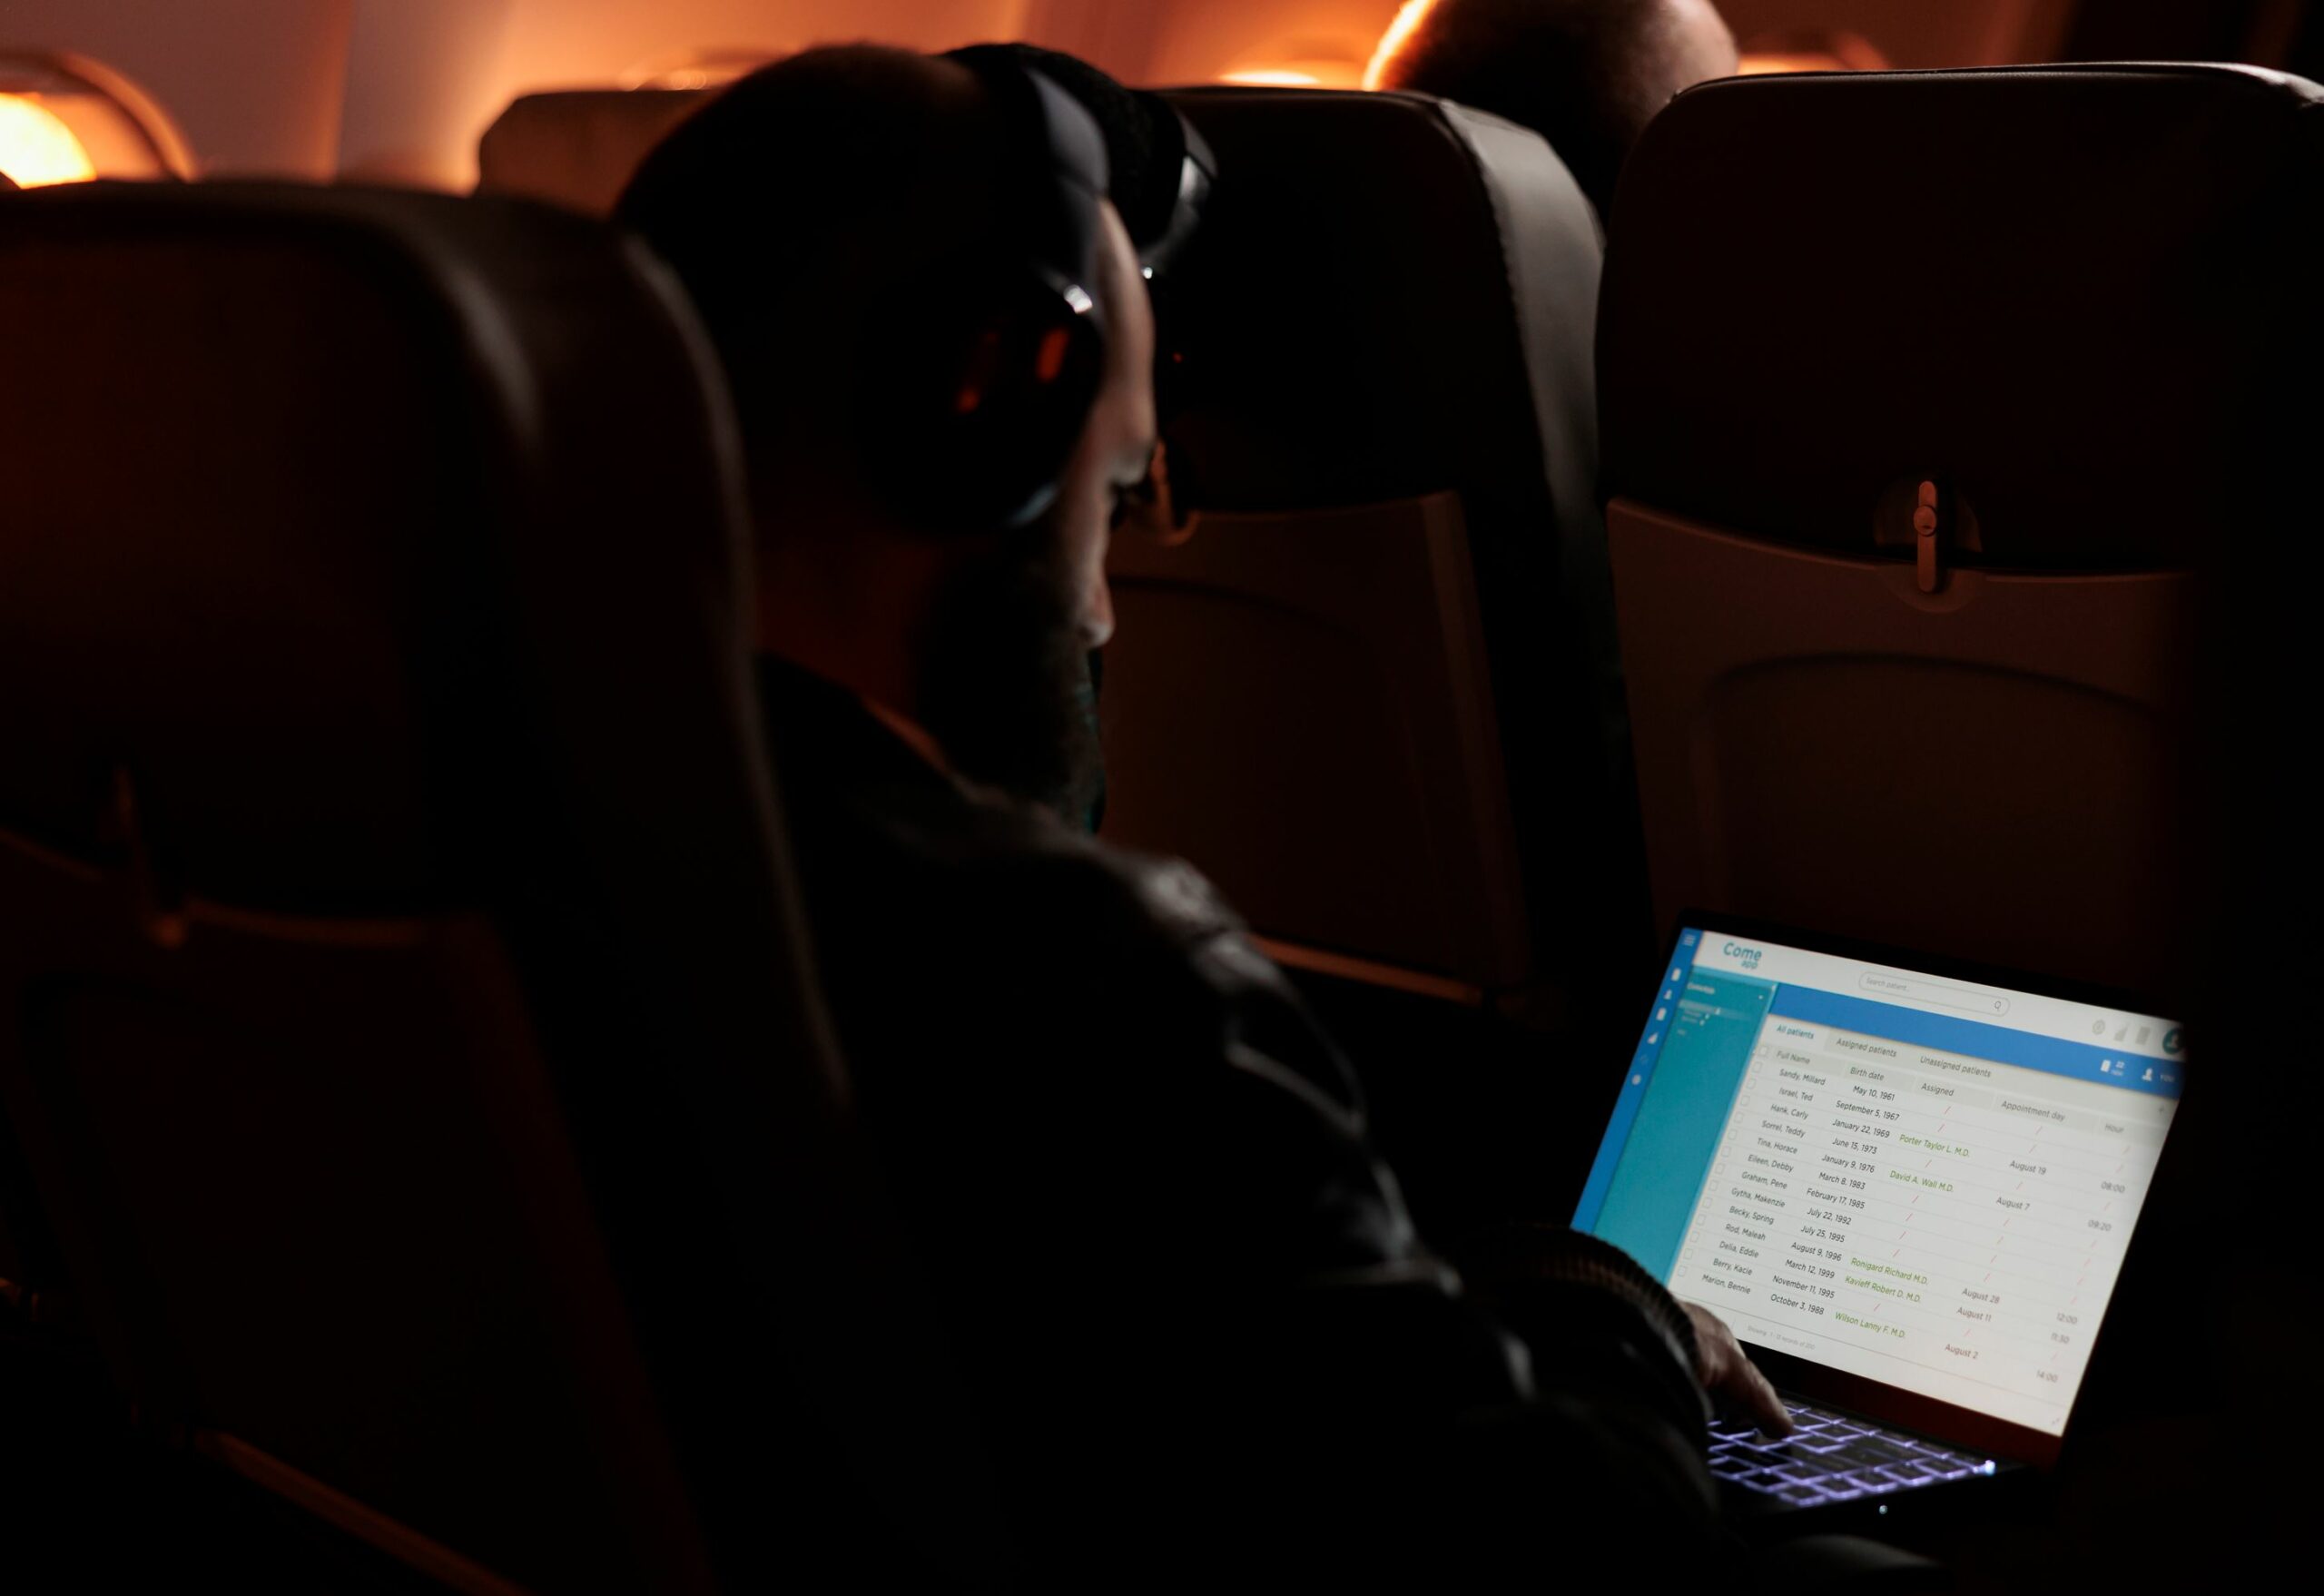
[1709,1401,1998,1508]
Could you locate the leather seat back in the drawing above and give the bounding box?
[478,90,709,214]
[0,182,983,1590]
[1103,87,1636,1013]
[1599,64,2324,992]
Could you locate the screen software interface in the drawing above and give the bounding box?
[1574,929,2181,1437]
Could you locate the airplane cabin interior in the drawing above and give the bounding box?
[1,1,2316,1591]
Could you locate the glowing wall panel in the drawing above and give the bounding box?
[0,0,354,175]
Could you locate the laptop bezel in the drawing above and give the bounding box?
[1581,909,2190,1473]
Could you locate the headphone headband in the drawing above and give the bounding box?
[945,47,1110,314]
[1140,111,1214,278]
[872,50,1112,535]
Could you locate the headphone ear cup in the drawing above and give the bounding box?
[884,277,1104,534]
[852,56,1113,537]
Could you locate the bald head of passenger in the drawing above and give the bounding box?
[1368,0,1737,219]
[617,45,1156,817]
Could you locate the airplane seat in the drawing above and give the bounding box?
[1599,63,2324,995]
[478,90,709,215]
[1106,87,1640,1037]
[2165,173,2324,1581]
[0,182,989,1589]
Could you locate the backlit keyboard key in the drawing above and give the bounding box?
[1716,1403,1991,1502]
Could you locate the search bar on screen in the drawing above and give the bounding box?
[1859,972,2010,1018]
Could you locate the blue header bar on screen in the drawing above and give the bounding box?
[1766,985,2181,1099]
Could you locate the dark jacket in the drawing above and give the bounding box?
[759,654,1722,1583]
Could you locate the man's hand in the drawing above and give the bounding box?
[1683,1304,1793,1435]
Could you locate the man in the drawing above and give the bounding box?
[616,44,1780,1582]
[936,40,1213,830]
[1367,0,1738,219]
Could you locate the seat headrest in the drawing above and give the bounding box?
[1156,87,1599,513]
[0,182,748,916]
[478,90,711,214]
[1600,64,2324,569]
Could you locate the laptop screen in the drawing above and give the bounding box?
[1573,925,2181,1439]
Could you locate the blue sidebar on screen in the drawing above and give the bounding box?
[1572,930,1772,1281]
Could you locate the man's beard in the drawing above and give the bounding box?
[912,531,1107,829]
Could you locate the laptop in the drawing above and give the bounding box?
[1572,914,2183,1531]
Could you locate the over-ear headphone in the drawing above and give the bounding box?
[946,43,1216,282]
[882,51,1113,536]
[1139,102,1216,281]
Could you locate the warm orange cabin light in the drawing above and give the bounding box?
[0,53,195,183]
[619,46,788,91]
[1219,69,1322,86]
[1216,51,1368,89]
[1364,0,1441,91]
[1736,32,1889,76]
[1738,53,1851,74]
[0,92,95,187]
